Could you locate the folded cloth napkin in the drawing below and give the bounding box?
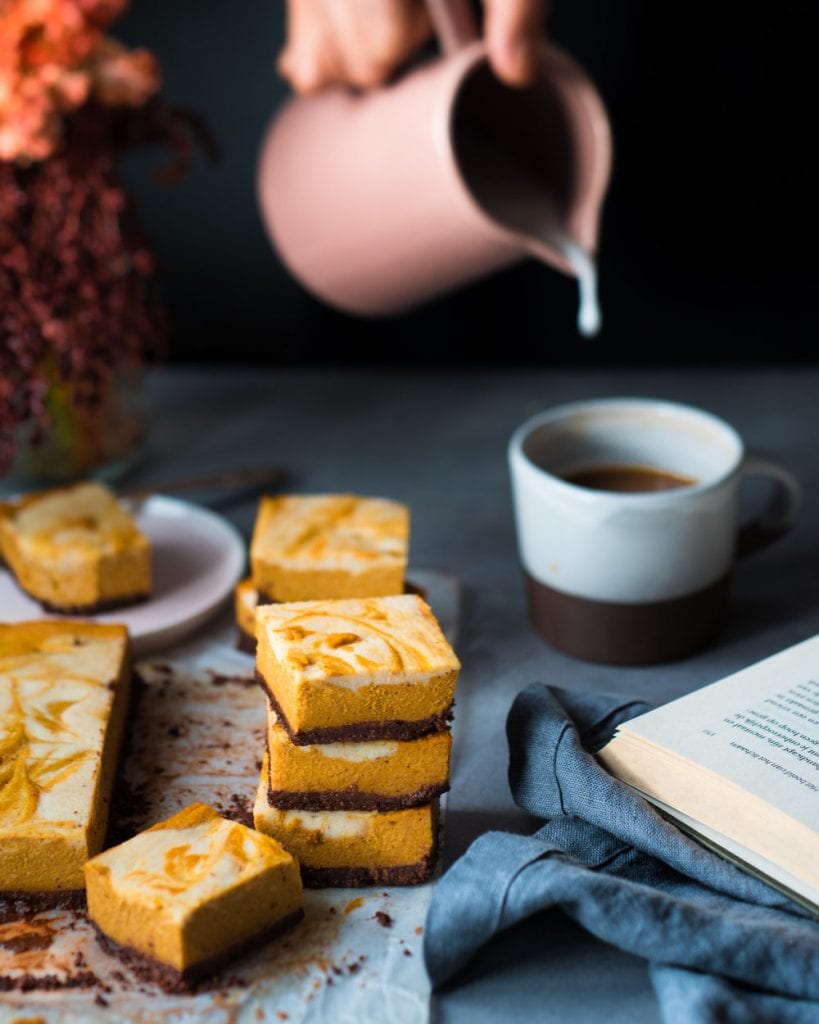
[424,685,819,1024]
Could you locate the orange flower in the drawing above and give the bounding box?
[0,0,160,163]
[90,38,160,107]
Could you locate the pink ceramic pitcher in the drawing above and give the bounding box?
[257,0,611,316]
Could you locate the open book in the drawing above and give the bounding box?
[597,635,819,914]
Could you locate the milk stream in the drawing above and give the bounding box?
[456,127,602,336]
[557,238,601,337]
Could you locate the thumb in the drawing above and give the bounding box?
[483,0,547,87]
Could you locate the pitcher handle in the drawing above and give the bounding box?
[427,0,479,55]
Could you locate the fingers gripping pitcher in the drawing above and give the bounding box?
[257,0,612,334]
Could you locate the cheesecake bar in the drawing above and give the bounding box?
[256,594,460,744]
[0,621,130,901]
[237,576,426,656]
[266,710,451,810]
[250,494,409,602]
[85,803,304,992]
[235,577,259,654]
[0,481,151,612]
[255,756,437,886]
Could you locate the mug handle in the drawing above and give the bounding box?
[736,450,802,559]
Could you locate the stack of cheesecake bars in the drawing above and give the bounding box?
[0,490,459,991]
[240,494,460,886]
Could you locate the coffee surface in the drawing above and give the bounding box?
[563,464,697,493]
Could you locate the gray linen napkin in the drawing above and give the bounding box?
[424,684,819,1024]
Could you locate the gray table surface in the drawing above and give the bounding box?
[140,365,819,1023]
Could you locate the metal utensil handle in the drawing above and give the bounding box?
[426,0,479,55]
[123,466,284,502]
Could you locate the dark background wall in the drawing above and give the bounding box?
[118,0,817,365]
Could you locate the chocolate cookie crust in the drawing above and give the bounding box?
[266,780,449,812]
[257,674,453,745]
[300,854,436,889]
[36,592,150,615]
[0,888,86,912]
[93,908,304,993]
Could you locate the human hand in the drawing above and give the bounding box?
[278,0,547,94]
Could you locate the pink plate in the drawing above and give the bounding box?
[0,496,245,655]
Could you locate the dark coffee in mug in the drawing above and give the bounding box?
[563,464,697,493]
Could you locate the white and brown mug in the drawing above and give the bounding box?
[508,398,801,665]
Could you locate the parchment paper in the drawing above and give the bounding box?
[0,569,458,1023]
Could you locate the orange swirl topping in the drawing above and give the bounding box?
[257,594,459,685]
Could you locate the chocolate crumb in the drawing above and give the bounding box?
[0,929,54,953]
[277,1013,289,1021]
[374,912,393,928]
[74,951,88,968]
[328,907,337,915]
[0,970,98,992]
[403,949,412,957]
[326,975,334,985]
[220,794,253,828]
[209,671,255,688]
[332,966,343,975]
[347,962,360,974]
[167,725,182,738]
[95,994,110,1006]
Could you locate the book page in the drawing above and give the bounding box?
[616,634,819,832]
[636,793,819,916]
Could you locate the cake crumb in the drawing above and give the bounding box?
[344,897,364,915]
[209,671,255,688]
